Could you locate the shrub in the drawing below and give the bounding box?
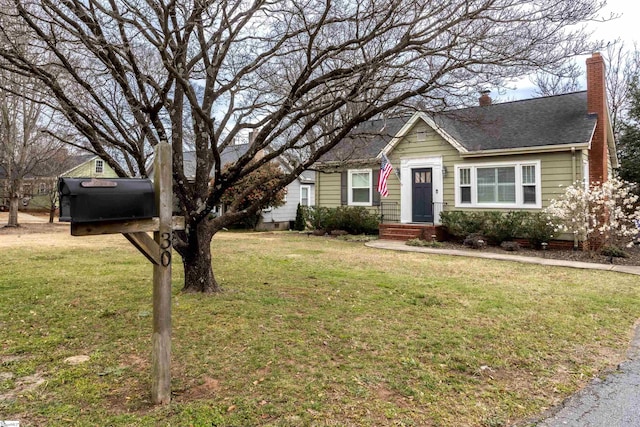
[500,241,521,252]
[441,210,559,249]
[440,211,485,241]
[545,178,640,248]
[463,233,487,249]
[294,204,306,231]
[483,211,528,245]
[306,206,379,235]
[600,245,628,258]
[307,206,332,231]
[521,212,556,249]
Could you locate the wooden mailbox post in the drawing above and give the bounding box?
[68,142,182,404]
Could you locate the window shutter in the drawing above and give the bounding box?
[372,168,380,206]
[340,171,348,205]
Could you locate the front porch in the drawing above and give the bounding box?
[378,202,445,241]
[379,223,446,241]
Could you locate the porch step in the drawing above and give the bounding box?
[379,224,444,241]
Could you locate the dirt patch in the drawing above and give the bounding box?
[0,222,124,248]
[0,372,46,402]
[0,223,69,235]
[0,211,51,224]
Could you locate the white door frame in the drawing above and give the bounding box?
[400,156,444,224]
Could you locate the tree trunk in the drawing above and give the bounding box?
[179,222,221,293]
[49,205,55,223]
[7,195,19,227]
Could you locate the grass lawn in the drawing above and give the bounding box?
[1,231,639,426]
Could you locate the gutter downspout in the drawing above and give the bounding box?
[571,146,579,250]
[571,147,576,183]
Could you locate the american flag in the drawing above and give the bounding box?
[377,153,393,197]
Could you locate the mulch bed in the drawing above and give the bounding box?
[433,240,640,267]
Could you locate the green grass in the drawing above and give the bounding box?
[1,231,640,426]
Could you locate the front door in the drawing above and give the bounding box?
[412,168,433,222]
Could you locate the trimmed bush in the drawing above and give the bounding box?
[442,210,556,248]
[294,203,306,231]
[440,211,486,241]
[307,206,380,235]
[483,211,528,245]
[521,212,556,249]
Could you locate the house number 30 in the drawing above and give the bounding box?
[160,232,172,267]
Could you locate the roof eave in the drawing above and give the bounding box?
[314,158,379,171]
[59,155,99,176]
[460,142,591,158]
[378,112,467,159]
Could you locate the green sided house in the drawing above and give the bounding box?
[1,154,118,212]
[315,53,617,240]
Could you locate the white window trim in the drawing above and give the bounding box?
[348,169,372,206]
[300,184,311,206]
[95,159,104,174]
[454,160,542,209]
[582,160,589,189]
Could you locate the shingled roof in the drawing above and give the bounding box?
[182,144,250,178]
[318,115,411,163]
[320,91,597,164]
[433,91,595,152]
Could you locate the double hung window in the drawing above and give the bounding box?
[348,169,372,205]
[455,161,540,208]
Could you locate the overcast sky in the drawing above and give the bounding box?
[502,0,638,101]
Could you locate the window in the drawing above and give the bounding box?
[522,165,536,204]
[477,167,515,203]
[348,169,372,205]
[300,185,311,206]
[38,183,47,194]
[454,161,540,208]
[95,159,104,174]
[459,168,471,204]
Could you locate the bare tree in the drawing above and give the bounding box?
[605,42,640,139]
[530,62,583,97]
[530,42,640,139]
[0,69,65,227]
[0,0,606,292]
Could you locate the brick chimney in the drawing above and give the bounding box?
[586,52,609,185]
[478,90,492,107]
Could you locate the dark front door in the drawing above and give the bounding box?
[412,168,433,222]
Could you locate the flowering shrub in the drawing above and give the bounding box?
[545,178,640,248]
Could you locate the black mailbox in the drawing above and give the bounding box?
[58,177,157,223]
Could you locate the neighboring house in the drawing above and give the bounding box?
[30,154,118,211]
[315,53,617,240]
[181,144,315,229]
[260,167,315,231]
[179,144,250,218]
[61,154,118,179]
[0,154,117,211]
